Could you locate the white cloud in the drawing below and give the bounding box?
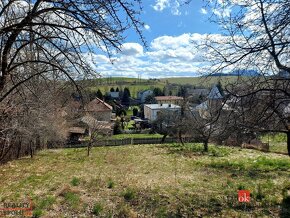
[86,33,230,78]
[152,0,170,11]
[144,24,150,30]
[200,8,208,15]
[120,43,143,56]
[152,0,182,16]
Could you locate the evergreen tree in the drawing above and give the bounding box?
[153,87,164,96]
[122,87,131,106]
[96,89,103,99]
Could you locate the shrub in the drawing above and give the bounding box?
[122,188,136,201]
[32,209,42,218]
[107,179,115,189]
[64,192,80,208]
[38,195,56,209]
[70,177,80,186]
[133,108,138,116]
[92,203,103,216]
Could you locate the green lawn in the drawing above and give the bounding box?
[0,144,289,217]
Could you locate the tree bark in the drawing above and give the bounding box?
[161,134,167,143]
[29,140,34,158]
[203,140,208,152]
[87,141,91,156]
[287,131,290,156]
[178,130,184,146]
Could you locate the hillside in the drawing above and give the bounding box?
[81,76,242,97]
[1,144,289,217]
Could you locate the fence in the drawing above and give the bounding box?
[64,137,196,148]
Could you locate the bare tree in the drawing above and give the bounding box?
[199,0,290,155]
[0,0,144,101]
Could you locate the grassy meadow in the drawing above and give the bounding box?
[0,143,289,217]
[81,76,241,98]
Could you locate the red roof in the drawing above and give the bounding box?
[85,98,112,112]
[155,96,183,101]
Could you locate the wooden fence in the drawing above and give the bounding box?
[63,137,196,148]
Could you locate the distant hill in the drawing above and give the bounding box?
[211,69,260,77]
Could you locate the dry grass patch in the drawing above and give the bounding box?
[0,144,289,217]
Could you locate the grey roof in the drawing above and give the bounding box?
[208,85,223,99]
[145,104,181,110]
[196,101,208,110]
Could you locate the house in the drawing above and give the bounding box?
[137,90,153,103]
[80,115,113,136]
[155,96,183,105]
[187,88,209,97]
[107,91,120,99]
[195,85,224,118]
[85,97,113,121]
[144,103,181,121]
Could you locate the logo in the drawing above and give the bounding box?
[238,190,250,202]
[0,196,33,217]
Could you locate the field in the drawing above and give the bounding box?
[81,76,241,98]
[0,143,289,217]
[160,76,240,87]
[80,78,165,98]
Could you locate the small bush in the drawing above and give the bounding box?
[237,184,245,190]
[122,188,136,201]
[32,208,42,218]
[70,177,80,186]
[107,179,115,189]
[255,184,265,201]
[92,203,103,216]
[38,195,56,209]
[64,192,80,208]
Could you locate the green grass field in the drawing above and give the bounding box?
[0,144,289,217]
[160,76,240,87]
[81,76,242,98]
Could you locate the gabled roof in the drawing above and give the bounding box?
[208,85,223,99]
[196,101,208,110]
[85,98,112,112]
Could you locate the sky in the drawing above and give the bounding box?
[89,0,221,79]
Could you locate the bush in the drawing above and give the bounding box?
[92,203,103,216]
[64,192,80,208]
[122,188,136,201]
[133,108,138,116]
[38,195,56,209]
[113,120,122,135]
[32,209,42,218]
[107,179,115,189]
[70,177,80,186]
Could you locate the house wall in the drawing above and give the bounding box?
[156,99,181,105]
[144,106,181,121]
[90,111,112,122]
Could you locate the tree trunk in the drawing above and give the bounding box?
[87,141,91,156]
[178,131,184,146]
[287,131,290,156]
[203,140,208,152]
[17,140,22,159]
[161,134,167,143]
[30,140,34,158]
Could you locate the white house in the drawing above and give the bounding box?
[144,104,181,121]
[137,90,153,103]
